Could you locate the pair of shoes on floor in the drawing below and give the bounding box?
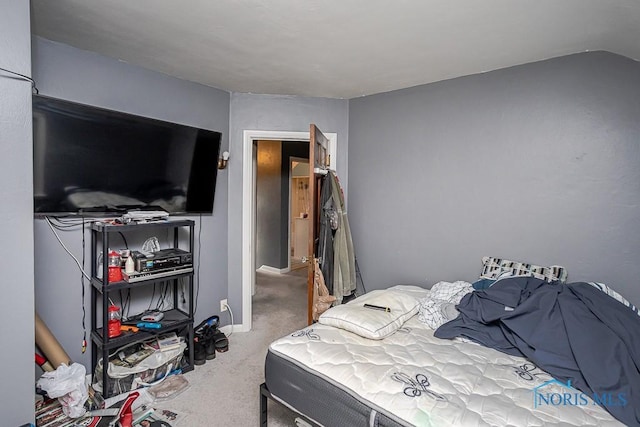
[191,315,219,365]
[191,332,211,366]
[203,325,229,353]
[193,325,217,365]
[195,315,229,353]
[191,324,229,365]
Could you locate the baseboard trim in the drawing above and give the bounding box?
[220,323,250,334]
[257,265,290,274]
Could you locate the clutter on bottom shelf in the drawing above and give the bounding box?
[93,339,186,397]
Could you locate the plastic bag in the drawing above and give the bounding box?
[36,362,88,418]
[107,343,186,379]
[313,258,336,321]
[93,342,186,396]
[148,374,190,401]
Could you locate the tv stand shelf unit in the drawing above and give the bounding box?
[90,219,195,398]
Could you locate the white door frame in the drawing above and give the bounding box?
[242,130,337,331]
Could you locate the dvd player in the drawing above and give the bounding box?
[123,266,193,283]
[131,248,193,273]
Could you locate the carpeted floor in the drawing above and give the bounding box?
[167,267,308,426]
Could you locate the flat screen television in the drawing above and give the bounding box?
[32,95,222,216]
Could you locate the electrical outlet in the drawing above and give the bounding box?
[220,299,228,312]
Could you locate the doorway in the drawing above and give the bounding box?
[289,157,310,271]
[254,142,308,274]
[241,130,337,331]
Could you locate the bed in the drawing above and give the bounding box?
[260,257,640,426]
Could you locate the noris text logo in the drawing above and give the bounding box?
[533,379,627,408]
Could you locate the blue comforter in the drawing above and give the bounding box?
[435,277,640,426]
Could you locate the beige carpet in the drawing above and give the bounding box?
[167,267,308,426]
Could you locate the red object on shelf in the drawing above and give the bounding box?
[107,250,123,282]
[107,305,122,338]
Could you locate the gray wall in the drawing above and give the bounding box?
[228,94,349,321]
[32,37,230,369]
[0,2,35,424]
[348,51,640,306]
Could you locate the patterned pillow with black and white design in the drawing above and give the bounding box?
[480,256,568,283]
[418,281,473,329]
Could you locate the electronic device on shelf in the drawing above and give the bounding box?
[122,210,170,222]
[140,311,165,322]
[130,248,193,273]
[122,266,193,283]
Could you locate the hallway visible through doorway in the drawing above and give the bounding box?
[290,157,309,271]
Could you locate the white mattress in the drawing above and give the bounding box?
[268,296,623,426]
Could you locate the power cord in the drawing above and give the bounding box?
[193,214,202,316]
[119,289,131,320]
[45,216,91,353]
[355,257,367,296]
[223,301,234,337]
[80,217,87,353]
[155,281,171,311]
[0,66,39,93]
[117,232,129,249]
[147,285,157,312]
[45,217,92,281]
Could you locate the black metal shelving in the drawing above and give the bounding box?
[90,219,195,398]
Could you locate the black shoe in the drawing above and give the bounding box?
[194,315,220,335]
[202,326,217,360]
[192,335,207,365]
[212,328,229,353]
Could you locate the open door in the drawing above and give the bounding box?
[307,124,331,324]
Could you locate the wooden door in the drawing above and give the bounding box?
[307,124,330,324]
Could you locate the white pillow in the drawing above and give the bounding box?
[318,289,420,339]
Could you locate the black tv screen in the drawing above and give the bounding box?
[32,95,222,216]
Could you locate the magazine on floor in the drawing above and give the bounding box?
[133,404,185,426]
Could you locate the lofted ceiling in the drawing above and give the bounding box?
[30,0,640,99]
